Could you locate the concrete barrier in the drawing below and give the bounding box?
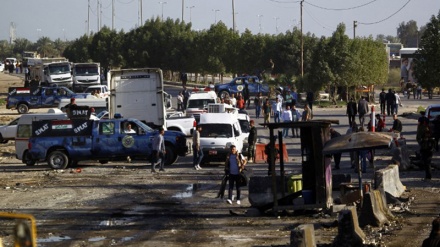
[374,164,406,198]
[290,224,316,247]
[359,190,390,227]
[333,206,366,246]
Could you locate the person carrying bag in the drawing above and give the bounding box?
[224,145,247,205]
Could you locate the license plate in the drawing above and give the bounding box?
[209,150,217,155]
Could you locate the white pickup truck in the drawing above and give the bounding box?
[0,117,20,143]
[166,111,195,136]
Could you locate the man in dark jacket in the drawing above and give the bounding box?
[390,114,402,133]
[346,97,357,128]
[247,120,258,163]
[379,89,386,115]
[385,89,396,116]
[357,96,369,129]
[330,128,342,169]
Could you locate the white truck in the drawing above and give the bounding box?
[185,91,219,123]
[28,58,73,88]
[72,63,101,92]
[107,68,166,129]
[198,110,244,164]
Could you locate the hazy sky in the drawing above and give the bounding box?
[1,0,439,43]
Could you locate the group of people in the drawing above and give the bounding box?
[379,88,402,116]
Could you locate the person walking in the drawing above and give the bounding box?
[224,145,247,205]
[346,97,358,128]
[291,104,301,137]
[236,95,245,110]
[263,98,271,128]
[192,125,203,170]
[375,114,385,132]
[182,86,190,112]
[302,104,312,121]
[243,84,250,109]
[180,72,188,87]
[394,91,401,115]
[306,91,314,111]
[379,89,386,115]
[247,120,257,163]
[281,105,292,138]
[417,123,435,181]
[151,127,166,172]
[177,91,184,112]
[357,96,369,129]
[385,89,396,116]
[254,92,263,119]
[272,98,282,123]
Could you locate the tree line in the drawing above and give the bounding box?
[1,13,439,100]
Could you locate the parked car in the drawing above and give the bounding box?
[0,117,20,143]
[426,104,440,121]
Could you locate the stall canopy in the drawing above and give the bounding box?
[323,131,393,155]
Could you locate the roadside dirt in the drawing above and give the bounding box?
[0,72,439,247]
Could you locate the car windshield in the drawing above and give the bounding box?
[133,119,154,133]
[239,119,250,133]
[428,108,440,119]
[48,64,70,74]
[74,66,99,76]
[199,124,232,138]
[96,111,109,119]
[187,99,215,109]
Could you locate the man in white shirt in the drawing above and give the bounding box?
[230,94,237,108]
[394,91,401,115]
[282,105,292,137]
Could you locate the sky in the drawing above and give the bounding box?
[0,0,439,43]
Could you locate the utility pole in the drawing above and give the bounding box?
[140,0,143,26]
[353,20,357,39]
[273,17,279,34]
[300,0,304,77]
[112,0,115,30]
[182,0,184,21]
[97,0,100,32]
[232,0,236,32]
[257,14,263,33]
[187,6,195,23]
[88,0,90,36]
[159,2,167,21]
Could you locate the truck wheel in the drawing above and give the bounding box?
[23,151,36,166]
[219,90,230,99]
[48,151,69,169]
[17,104,29,114]
[164,145,178,166]
[0,134,8,144]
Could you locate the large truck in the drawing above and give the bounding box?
[27,58,73,88]
[108,68,166,129]
[72,63,101,92]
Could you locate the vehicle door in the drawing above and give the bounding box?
[233,121,244,151]
[92,121,126,158]
[41,88,57,107]
[232,77,245,95]
[245,76,260,96]
[118,121,155,157]
[29,87,42,107]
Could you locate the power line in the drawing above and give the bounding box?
[303,6,335,32]
[358,0,412,25]
[304,0,378,11]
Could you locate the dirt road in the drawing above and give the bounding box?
[0,72,438,247]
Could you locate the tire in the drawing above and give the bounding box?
[47,150,69,169]
[23,151,36,166]
[219,90,230,99]
[164,145,178,166]
[17,103,29,114]
[0,134,7,144]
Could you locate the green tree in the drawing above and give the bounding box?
[89,26,124,69]
[397,20,419,47]
[63,35,92,62]
[414,11,440,99]
[35,37,55,57]
[13,38,33,58]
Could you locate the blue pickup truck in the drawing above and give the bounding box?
[6,86,90,114]
[27,118,188,169]
[215,75,280,99]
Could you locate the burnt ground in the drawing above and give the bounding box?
[0,72,439,247]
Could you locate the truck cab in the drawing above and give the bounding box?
[185,91,219,123]
[198,112,244,164]
[72,63,101,92]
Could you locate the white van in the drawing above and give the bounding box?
[186,91,219,122]
[16,113,68,166]
[198,112,244,164]
[58,98,107,115]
